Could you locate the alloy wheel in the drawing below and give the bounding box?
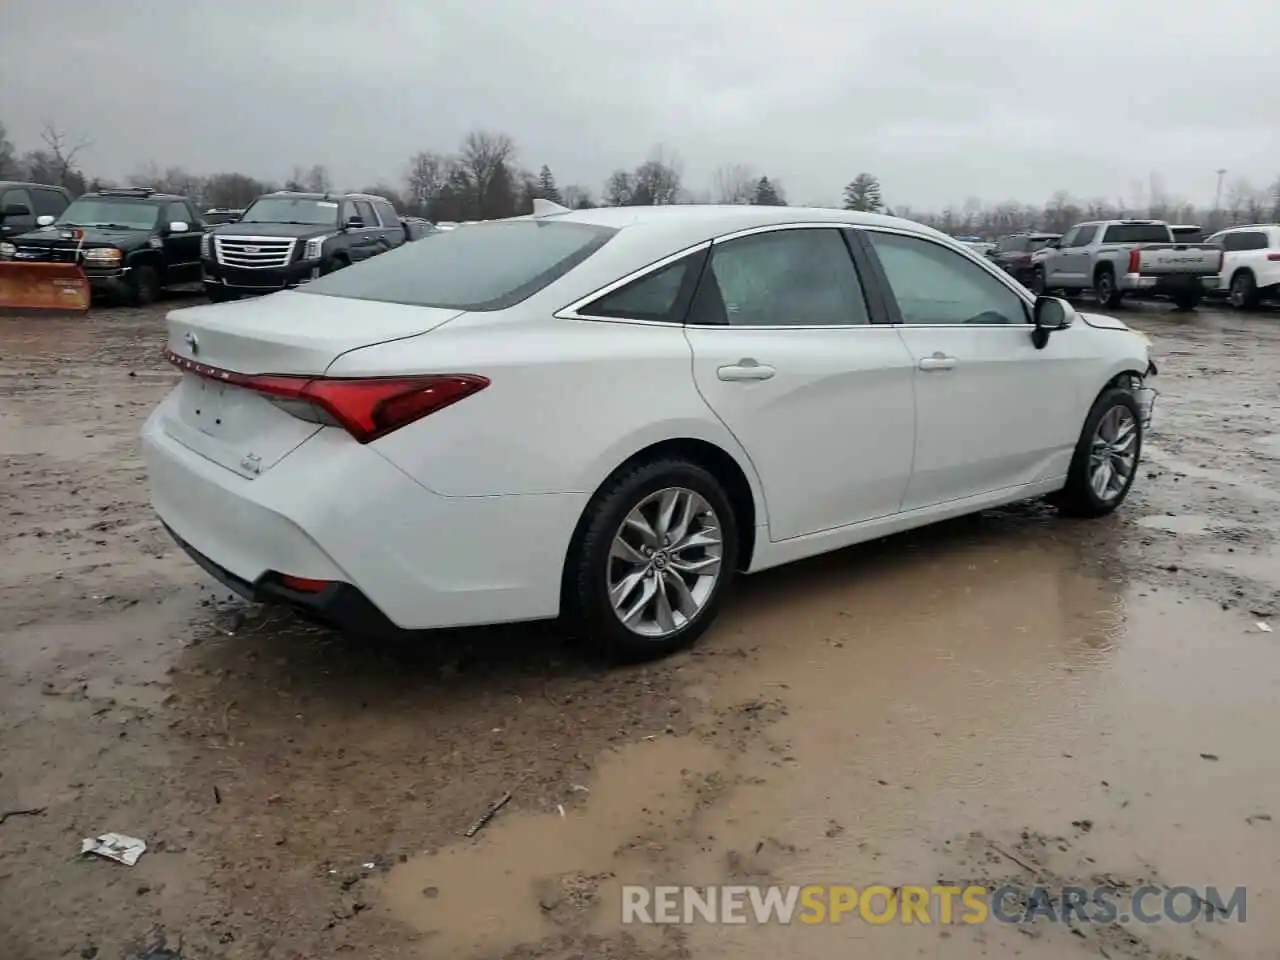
[607,487,723,638]
[1089,405,1138,502]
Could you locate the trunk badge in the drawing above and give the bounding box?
[184,331,199,355]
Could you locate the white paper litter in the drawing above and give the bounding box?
[1258,622,1273,633]
[80,833,147,866]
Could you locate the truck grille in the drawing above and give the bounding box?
[12,244,78,263]
[214,237,296,269]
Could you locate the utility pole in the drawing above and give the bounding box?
[1214,168,1228,216]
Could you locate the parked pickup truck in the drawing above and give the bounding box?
[1031,219,1222,309]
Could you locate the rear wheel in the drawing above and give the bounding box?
[322,255,349,275]
[1054,387,1142,517]
[1229,270,1259,310]
[129,265,160,307]
[563,458,738,662]
[1093,269,1122,309]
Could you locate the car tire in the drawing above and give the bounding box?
[322,256,349,275]
[1228,270,1259,311]
[1053,387,1143,518]
[1093,269,1122,309]
[1171,289,1201,311]
[563,457,739,663]
[129,265,161,307]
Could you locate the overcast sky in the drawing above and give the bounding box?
[2,0,1277,210]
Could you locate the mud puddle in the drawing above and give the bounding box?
[380,539,1280,958]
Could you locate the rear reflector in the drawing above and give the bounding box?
[280,575,333,593]
[164,348,488,443]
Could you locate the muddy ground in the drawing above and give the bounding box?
[1,295,1277,960]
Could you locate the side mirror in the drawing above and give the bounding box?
[0,203,31,219]
[1031,296,1074,348]
[36,215,56,227]
[1047,239,1061,249]
[344,216,365,229]
[168,221,190,234]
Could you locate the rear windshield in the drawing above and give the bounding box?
[301,220,617,311]
[1170,227,1203,242]
[1102,224,1171,244]
[998,236,1028,252]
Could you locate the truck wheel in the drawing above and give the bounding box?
[1172,289,1201,311]
[1229,271,1259,310]
[1093,269,1122,309]
[322,256,349,276]
[129,266,160,307]
[1054,387,1143,518]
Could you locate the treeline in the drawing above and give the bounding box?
[3,121,1278,236]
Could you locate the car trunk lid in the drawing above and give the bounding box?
[158,291,466,478]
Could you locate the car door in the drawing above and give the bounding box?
[1056,224,1098,288]
[681,225,916,542]
[857,228,1083,511]
[161,200,203,283]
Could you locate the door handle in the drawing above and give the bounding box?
[717,359,776,381]
[918,354,957,372]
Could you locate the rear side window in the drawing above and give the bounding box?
[688,228,870,327]
[1101,224,1170,244]
[374,201,400,227]
[579,252,702,323]
[301,220,617,311]
[1222,231,1268,252]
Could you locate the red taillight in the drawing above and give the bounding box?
[1127,249,1141,273]
[163,348,488,443]
[1267,253,1280,262]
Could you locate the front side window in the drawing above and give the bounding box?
[866,231,1028,326]
[31,189,68,218]
[301,219,617,311]
[687,228,870,327]
[1073,225,1098,246]
[165,201,190,227]
[241,196,340,226]
[1059,226,1080,248]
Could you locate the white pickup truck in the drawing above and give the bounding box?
[1031,219,1222,309]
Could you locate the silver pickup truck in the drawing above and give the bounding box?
[1031,219,1222,309]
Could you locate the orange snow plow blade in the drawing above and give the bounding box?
[0,263,91,317]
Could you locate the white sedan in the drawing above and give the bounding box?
[142,204,1157,660]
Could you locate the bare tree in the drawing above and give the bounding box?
[0,121,16,179]
[304,164,331,193]
[404,151,451,215]
[39,123,90,190]
[458,131,517,215]
[128,163,205,201]
[631,146,683,205]
[711,163,757,204]
[560,184,595,209]
[602,170,634,206]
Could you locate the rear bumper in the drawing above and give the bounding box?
[202,258,322,295]
[1119,272,1219,294]
[141,397,586,631]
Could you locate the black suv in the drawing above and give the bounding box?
[989,232,1063,284]
[0,187,205,304]
[0,181,72,242]
[201,192,411,300]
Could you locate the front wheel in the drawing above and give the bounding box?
[563,458,738,662]
[1054,388,1142,517]
[129,265,161,307]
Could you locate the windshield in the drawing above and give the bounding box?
[57,199,159,230]
[1102,224,1172,244]
[240,197,340,226]
[301,220,617,311]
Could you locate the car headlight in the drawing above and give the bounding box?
[200,233,212,257]
[0,242,15,258]
[303,235,332,260]
[83,247,122,264]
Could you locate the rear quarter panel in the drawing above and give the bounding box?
[327,313,767,510]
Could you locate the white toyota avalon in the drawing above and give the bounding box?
[142,204,1157,661]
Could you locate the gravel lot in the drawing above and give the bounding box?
[1,294,1277,959]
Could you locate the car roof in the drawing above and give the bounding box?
[260,191,392,202]
[0,181,68,192]
[84,191,185,202]
[540,204,952,251]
